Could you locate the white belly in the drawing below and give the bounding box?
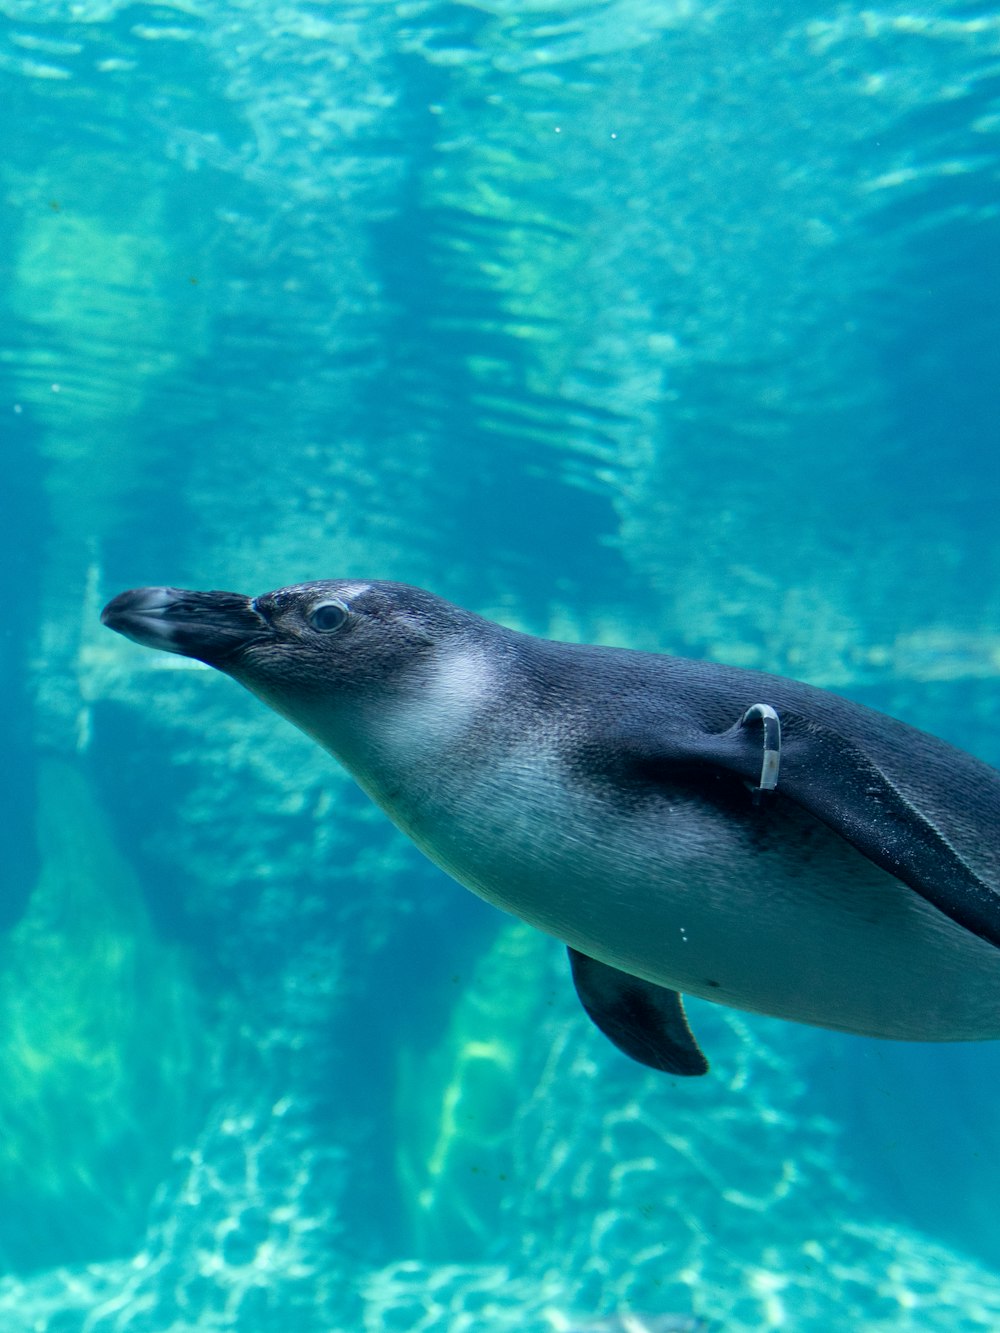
[370,746,1000,1043]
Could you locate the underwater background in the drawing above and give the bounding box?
[1,0,1000,1328]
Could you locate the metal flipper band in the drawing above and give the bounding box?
[740,703,781,798]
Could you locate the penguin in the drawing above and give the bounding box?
[101,580,1000,1076]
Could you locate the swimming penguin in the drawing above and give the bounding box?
[101,581,1000,1076]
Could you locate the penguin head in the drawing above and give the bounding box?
[102,579,501,767]
[242,579,485,695]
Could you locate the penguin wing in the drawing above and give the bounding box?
[647,705,1000,952]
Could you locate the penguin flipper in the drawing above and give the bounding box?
[647,704,1000,952]
[763,718,1000,951]
[567,947,709,1075]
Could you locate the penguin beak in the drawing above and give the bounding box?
[101,586,269,666]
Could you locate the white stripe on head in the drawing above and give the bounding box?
[337,582,372,603]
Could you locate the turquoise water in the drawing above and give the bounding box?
[2,0,1000,1327]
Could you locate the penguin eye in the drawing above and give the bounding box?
[306,600,349,632]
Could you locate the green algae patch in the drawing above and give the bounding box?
[8,159,210,559]
[0,760,202,1269]
[396,922,555,1260]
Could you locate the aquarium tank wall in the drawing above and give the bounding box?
[1,0,999,1328]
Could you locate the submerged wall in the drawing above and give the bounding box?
[1,0,998,1327]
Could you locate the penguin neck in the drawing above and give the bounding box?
[365,641,501,775]
[269,639,507,816]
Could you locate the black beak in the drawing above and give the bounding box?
[101,587,268,666]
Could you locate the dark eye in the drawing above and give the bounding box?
[307,600,349,632]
